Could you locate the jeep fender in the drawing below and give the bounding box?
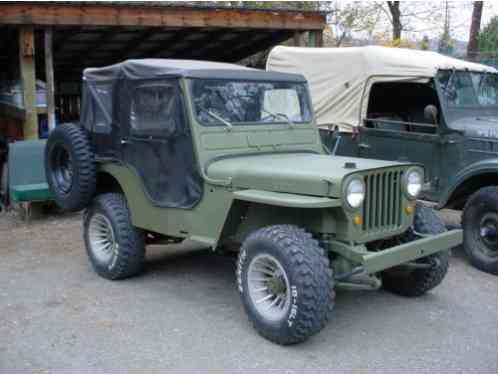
[439,158,498,209]
[232,189,341,208]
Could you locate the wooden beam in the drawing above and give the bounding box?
[19,26,38,139]
[44,28,56,132]
[0,3,325,30]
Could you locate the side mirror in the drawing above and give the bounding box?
[424,105,439,124]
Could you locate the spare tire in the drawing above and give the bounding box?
[45,123,96,212]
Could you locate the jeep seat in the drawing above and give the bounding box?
[8,140,52,203]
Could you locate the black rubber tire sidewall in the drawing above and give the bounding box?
[237,225,334,345]
[83,193,145,280]
[382,204,450,297]
[45,124,96,212]
[462,186,498,275]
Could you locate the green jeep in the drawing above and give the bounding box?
[268,45,498,275]
[45,59,461,345]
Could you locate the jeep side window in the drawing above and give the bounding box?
[365,82,439,134]
[130,81,181,138]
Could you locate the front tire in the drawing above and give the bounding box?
[462,187,498,275]
[83,193,145,280]
[382,204,450,297]
[237,225,334,345]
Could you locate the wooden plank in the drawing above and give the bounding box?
[0,3,325,30]
[19,27,38,140]
[44,28,56,132]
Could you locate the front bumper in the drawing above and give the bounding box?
[327,229,463,274]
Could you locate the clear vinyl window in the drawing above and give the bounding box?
[130,80,182,137]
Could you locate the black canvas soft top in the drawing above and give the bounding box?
[83,59,307,82]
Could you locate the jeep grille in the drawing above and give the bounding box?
[362,169,404,234]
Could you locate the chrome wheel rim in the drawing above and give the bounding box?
[88,213,117,264]
[247,254,291,321]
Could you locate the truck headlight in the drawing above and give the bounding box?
[345,178,365,208]
[404,168,423,199]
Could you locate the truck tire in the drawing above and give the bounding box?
[237,225,334,345]
[462,187,498,275]
[45,123,96,212]
[382,204,450,297]
[83,193,145,280]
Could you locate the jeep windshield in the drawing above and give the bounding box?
[190,79,312,126]
[438,70,498,108]
[437,70,498,130]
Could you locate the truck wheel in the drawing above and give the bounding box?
[462,187,498,275]
[382,204,450,297]
[45,123,96,212]
[237,225,334,345]
[83,193,145,280]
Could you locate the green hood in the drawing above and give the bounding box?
[207,153,409,197]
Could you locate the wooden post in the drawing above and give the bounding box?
[44,28,56,131]
[293,30,303,46]
[19,27,38,139]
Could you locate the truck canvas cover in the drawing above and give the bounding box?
[267,46,498,131]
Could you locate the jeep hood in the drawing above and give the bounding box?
[207,153,409,197]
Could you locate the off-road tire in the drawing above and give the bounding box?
[382,204,450,297]
[237,225,334,345]
[83,193,145,280]
[462,187,498,275]
[45,123,96,212]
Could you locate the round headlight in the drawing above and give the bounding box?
[345,178,365,208]
[405,168,423,199]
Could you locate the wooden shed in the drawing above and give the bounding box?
[0,2,326,141]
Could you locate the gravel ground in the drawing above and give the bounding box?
[0,209,497,373]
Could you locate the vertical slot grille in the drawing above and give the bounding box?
[362,169,403,234]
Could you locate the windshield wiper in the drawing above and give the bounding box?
[207,111,233,131]
[261,108,294,128]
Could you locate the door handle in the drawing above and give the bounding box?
[358,143,371,149]
[121,139,130,145]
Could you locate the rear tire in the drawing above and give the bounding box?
[45,123,96,212]
[382,204,450,297]
[462,187,498,275]
[237,225,334,345]
[83,193,145,280]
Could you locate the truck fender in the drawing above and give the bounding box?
[232,189,341,208]
[438,158,498,208]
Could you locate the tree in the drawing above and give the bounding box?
[386,1,402,41]
[467,1,484,61]
[327,1,381,46]
[479,16,498,59]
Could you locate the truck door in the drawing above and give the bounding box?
[117,78,202,208]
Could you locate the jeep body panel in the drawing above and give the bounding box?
[207,153,411,198]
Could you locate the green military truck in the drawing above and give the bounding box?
[268,45,498,275]
[45,59,461,345]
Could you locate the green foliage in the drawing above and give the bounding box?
[479,16,498,58]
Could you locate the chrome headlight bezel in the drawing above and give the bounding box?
[403,167,424,200]
[343,176,366,210]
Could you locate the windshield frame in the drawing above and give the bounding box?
[436,68,498,110]
[187,77,314,127]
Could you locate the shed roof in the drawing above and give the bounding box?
[83,58,307,82]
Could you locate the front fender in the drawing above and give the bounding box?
[233,189,341,208]
[438,158,498,208]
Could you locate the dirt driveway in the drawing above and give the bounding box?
[0,210,497,372]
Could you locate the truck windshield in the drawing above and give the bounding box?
[190,79,312,126]
[438,70,498,108]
